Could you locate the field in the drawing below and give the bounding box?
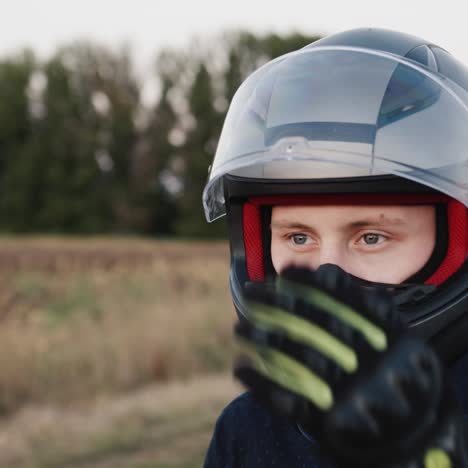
[0,237,243,467]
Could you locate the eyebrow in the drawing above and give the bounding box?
[271,221,316,231]
[271,215,406,231]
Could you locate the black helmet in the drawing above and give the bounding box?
[203,28,468,364]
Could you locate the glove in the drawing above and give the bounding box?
[234,265,468,468]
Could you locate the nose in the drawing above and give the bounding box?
[316,243,348,272]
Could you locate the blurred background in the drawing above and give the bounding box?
[0,1,465,466]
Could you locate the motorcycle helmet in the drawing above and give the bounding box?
[202,28,468,364]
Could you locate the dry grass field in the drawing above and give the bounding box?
[0,237,243,467]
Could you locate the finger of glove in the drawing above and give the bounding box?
[234,356,325,431]
[242,284,379,374]
[279,266,399,342]
[326,338,444,461]
[235,319,346,391]
[234,333,335,411]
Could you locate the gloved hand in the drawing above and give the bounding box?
[234,265,468,468]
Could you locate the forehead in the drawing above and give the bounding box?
[271,204,433,227]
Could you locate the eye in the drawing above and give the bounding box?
[359,233,387,245]
[290,233,311,245]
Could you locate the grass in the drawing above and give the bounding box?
[0,237,235,412]
[0,373,242,468]
[0,237,242,467]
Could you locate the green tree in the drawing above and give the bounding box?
[175,63,226,237]
[0,51,38,231]
[136,75,180,235]
[31,42,139,233]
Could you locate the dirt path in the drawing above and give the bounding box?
[0,373,242,468]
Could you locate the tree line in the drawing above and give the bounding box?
[0,31,319,237]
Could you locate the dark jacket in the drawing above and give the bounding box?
[203,353,468,467]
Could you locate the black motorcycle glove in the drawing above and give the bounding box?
[234,266,468,468]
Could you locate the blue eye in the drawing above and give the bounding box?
[362,233,384,245]
[291,234,309,245]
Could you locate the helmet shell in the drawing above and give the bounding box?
[204,28,468,222]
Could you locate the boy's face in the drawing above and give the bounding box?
[270,204,436,284]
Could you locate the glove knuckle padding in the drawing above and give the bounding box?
[323,338,444,465]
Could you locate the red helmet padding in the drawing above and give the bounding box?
[426,199,468,285]
[242,194,468,286]
[243,201,265,281]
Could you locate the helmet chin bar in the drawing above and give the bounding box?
[313,263,438,304]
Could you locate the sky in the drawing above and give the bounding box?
[2,0,468,92]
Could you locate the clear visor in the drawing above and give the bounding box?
[203,46,468,222]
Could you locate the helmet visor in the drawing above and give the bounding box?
[203,46,468,221]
